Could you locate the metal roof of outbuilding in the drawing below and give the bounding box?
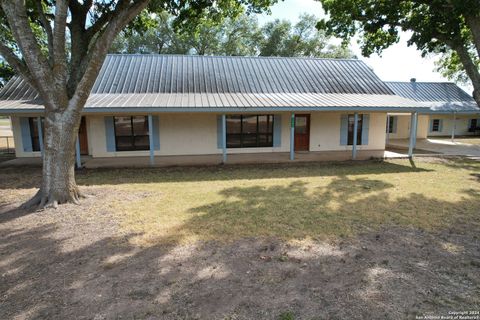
[0,54,427,112]
[386,81,480,113]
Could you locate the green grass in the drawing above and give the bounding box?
[2,158,480,246]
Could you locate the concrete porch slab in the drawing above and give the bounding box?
[387,138,480,157]
[0,150,389,169]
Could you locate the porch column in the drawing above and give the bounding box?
[451,111,456,142]
[222,114,227,164]
[408,112,418,158]
[386,114,390,145]
[148,115,154,166]
[352,112,359,160]
[37,116,44,158]
[290,113,295,160]
[75,135,82,169]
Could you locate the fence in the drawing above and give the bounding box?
[0,136,14,154]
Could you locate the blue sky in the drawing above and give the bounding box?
[256,0,472,93]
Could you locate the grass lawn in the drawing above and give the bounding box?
[82,158,480,245]
[1,158,479,319]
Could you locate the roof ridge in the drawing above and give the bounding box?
[105,53,361,62]
[385,81,457,85]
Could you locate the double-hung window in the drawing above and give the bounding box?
[387,116,395,133]
[470,119,478,131]
[347,114,363,145]
[28,117,44,152]
[431,119,440,132]
[114,116,149,151]
[226,115,274,148]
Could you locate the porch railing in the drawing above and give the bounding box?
[0,136,14,154]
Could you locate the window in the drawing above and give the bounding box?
[432,119,440,132]
[387,116,395,133]
[470,119,478,131]
[226,115,274,148]
[347,114,363,145]
[28,117,44,152]
[114,116,149,151]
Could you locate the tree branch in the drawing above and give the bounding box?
[464,13,480,60]
[51,0,69,104]
[67,0,150,115]
[452,41,480,106]
[0,42,35,88]
[34,0,54,65]
[0,1,56,109]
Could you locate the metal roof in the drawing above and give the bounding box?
[386,81,480,113]
[0,54,428,112]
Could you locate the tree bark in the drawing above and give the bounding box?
[23,110,82,209]
[453,42,480,106]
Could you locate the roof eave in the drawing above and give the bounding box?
[0,105,430,115]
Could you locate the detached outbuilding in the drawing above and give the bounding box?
[0,55,427,167]
[386,80,480,142]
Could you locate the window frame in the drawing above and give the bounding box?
[226,114,274,148]
[470,119,478,131]
[431,119,440,132]
[113,116,150,151]
[347,114,363,146]
[387,116,395,134]
[28,117,44,152]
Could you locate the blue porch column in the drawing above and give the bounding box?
[408,112,418,158]
[37,116,44,158]
[352,112,359,160]
[75,136,82,169]
[451,111,456,142]
[290,113,295,160]
[386,114,390,145]
[222,114,227,164]
[148,115,154,166]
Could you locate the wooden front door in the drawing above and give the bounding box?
[78,117,89,155]
[294,114,310,151]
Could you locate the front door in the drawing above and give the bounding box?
[294,114,310,151]
[78,117,89,155]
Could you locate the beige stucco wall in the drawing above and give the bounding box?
[88,111,386,157]
[309,112,386,151]
[427,114,479,137]
[88,113,292,157]
[12,111,389,158]
[386,114,429,140]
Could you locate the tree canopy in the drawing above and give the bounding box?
[318,0,480,105]
[0,0,279,208]
[110,12,355,58]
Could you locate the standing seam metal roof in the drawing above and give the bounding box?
[386,81,479,113]
[0,54,429,111]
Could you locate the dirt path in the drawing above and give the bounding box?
[1,196,479,320]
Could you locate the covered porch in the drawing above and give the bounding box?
[0,150,398,169]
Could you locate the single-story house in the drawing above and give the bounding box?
[385,80,480,141]
[0,54,430,167]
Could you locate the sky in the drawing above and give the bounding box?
[256,0,473,94]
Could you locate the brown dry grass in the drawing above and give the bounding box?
[2,158,479,246]
[1,158,479,319]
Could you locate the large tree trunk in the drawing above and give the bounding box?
[23,110,82,209]
[453,43,480,106]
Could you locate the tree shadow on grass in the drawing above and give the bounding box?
[0,159,431,191]
[0,180,479,319]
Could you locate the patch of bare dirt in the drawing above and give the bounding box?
[1,197,479,320]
